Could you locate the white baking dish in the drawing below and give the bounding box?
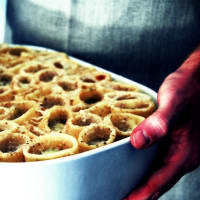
[0,45,158,200]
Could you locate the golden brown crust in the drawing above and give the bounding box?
[0,44,156,162]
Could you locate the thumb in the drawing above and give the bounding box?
[131,69,185,149]
[130,109,169,149]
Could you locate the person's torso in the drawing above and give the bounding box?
[6,0,200,90]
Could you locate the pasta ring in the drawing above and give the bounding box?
[38,106,71,133]
[37,69,59,83]
[78,71,111,88]
[104,113,144,138]
[100,81,139,93]
[66,111,102,139]
[23,133,78,161]
[78,124,116,152]
[88,101,112,118]
[0,132,30,162]
[105,91,155,117]
[0,120,36,140]
[11,73,36,92]
[0,73,13,87]
[1,101,40,124]
[57,75,78,92]
[74,87,104,106]
[112,99,155,117]
[21,61,48,74]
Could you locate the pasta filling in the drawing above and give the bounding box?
[19,76,31,87]
[80,90,103,104]
[48,120,66,131]
[0,74,12,86]
[9,107,28,120]
[25,64,45,73]
[0,88,5,94]
[41,148,60,154]
[48,112,68,131]
[95,74,106,81]
[84,127,111,146]
[58,81,77,91]
[32,147,60,155]
[0,136,25,153]
[72,117,92,126]
[54,62,63,69]
[81,76,96,83]
[88,138,107,146]
[39,71,57,82]
[9,47,28,56]
[28,140,73,155]
[19,77,30,84]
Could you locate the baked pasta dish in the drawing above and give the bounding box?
[0,44,155,162]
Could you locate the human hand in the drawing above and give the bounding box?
[124,46,200,200]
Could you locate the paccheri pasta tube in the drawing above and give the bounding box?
[78,124,116,152]
[66,111,102,139]
[0,132,30,162]
[104,113,145,138]
[0,44,156,162]
[23,133,78,161]
[39,106,71,133]
[105,91,155,117]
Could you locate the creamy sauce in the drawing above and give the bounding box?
[49,122,65,131]
[88,138,106,145]
[42,148,59,155]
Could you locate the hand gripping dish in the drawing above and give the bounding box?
[0,44,158,200]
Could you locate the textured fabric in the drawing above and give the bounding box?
[6,0,200,91]
[160,168,200,200]
[0,0,7,43]
[5,0,200,199]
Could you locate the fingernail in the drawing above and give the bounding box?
[132,130,150,148]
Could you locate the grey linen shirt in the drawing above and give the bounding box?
[5,0,200,199]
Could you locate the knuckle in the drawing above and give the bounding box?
[148,113,168,140]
